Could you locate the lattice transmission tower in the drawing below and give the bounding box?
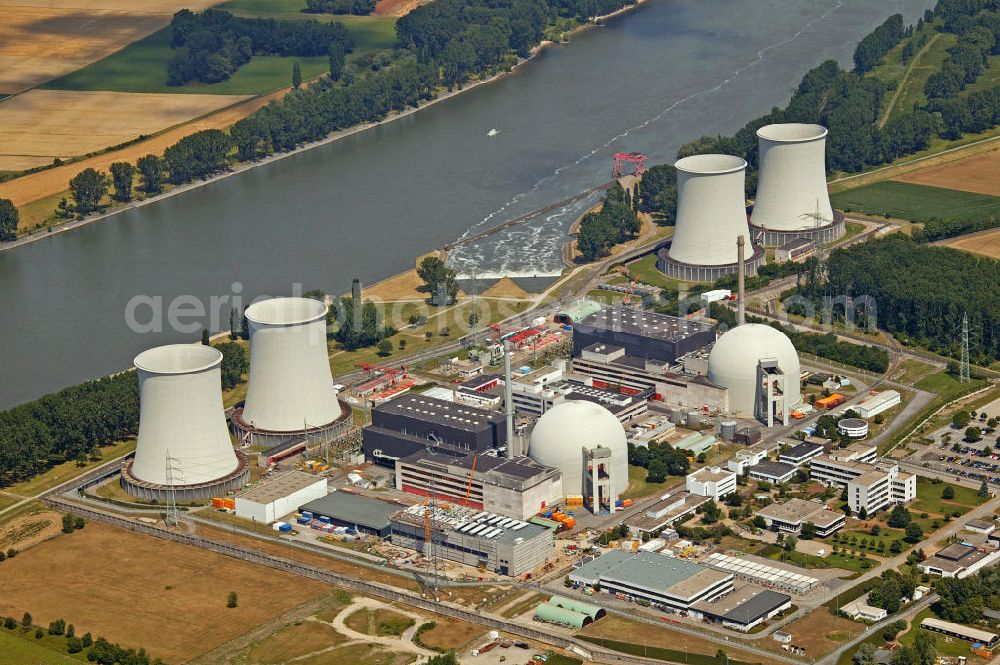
[960,312,971,384]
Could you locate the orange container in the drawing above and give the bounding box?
[211,498,224,508]
[222,498,235,509]
[563,517,576,528]
[622,499,634,508]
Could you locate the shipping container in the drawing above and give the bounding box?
[211,498,225,508]
[622,499,634,507]
[562,517,576,529]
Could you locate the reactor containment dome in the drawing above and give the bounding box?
[750,123,845,245]
[707,324,801,426]
[527,401,629,511]
[233,297,350,447]
[657,154,765,282]
[122,344,249,500]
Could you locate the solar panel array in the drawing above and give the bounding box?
[704,553,818,594]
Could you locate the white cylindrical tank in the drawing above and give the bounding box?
[132,345,238,485]
[668,154,751,266]
[751,123,833,231]
[527,401,629,497]
[242,297,341,432]
[707,324,801,418]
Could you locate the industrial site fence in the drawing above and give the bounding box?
[41,495,679,665]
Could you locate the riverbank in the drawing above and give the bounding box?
[0,0,649,256]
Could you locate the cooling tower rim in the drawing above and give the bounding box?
[673,153,747,175]
[245,296,328,327]
[757,123,828,144]
[134,344,222,375]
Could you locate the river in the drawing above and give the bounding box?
[0,0,935,410]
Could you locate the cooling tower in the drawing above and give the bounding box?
[235,297,346,444]
[750,123,844,244]
[656,154,764,282]
[123,344,248,500]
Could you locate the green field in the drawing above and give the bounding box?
[0,630,84,664]
[835,527,910,554]
[622,464,672,499]
[915,477,986,510]
[624,253,682,291]
[42,4,397,96]
[831,181,1000,224]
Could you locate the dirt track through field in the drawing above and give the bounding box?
[0,89,286,213]
[0,0,218,94]
[0,90,249,170]
[894,146,1000,197]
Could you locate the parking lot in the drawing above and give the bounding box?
[906,408,1000,486]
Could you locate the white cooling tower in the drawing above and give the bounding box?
[751,123,834,232]
[241,297,341,433]
[131,344,238,486]
[657,154,764,281]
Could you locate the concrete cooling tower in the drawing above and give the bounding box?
[750,123,844,245]
[656,154,765,281]
[122,344,248,500]
[232,297,349,447]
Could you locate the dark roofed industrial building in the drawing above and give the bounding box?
[779,441,824,466]
[363,393,507,466]
[299,491,405,538]
[572,307,716,363]
[691,587,791,632]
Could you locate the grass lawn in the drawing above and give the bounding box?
[830,181,1000,224]
[0,629,85,664]
[1,439,136,499]
[915,476,986,509]
[763,545,875,573]
[623,253,684,292]
[621,464,672,500]
[834,527,910,555]
[894,358,937,385]
[500,591,547,619]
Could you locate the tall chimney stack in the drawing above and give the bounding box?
[503,340,515,459]
[737,235,746,326]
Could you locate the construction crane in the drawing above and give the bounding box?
[462,454,478,508]
[622,278,640,305]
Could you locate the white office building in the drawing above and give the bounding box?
[854,390,901,419]
[686,467,737,500]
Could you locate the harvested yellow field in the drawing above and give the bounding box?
[895,146,1000,197]
[0,0,217,94]
[0,90,250,168]
[939,227,1000,259]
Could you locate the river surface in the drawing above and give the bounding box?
[0,0,935,409]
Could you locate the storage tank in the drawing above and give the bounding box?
[657,154,764,281]
[237,297,344,442]
[751,123,844,244]
[669,407,684,424]
[124,344,247,499]
[720,420,737,441]
[685,410,702,427]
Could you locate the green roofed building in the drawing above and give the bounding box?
[548,595,605,620]
[555,299,602,326]
[534,602,591,628]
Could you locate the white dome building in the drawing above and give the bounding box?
[708,324,801,424]
[527,401,629,510]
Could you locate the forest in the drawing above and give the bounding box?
[934,561,1000,623]
[627,440,691,481]
[0,373,139,486]
[576,183,641,261]
[304,0,376,15]
[167,9,352,85]
[822,235,1000,363]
